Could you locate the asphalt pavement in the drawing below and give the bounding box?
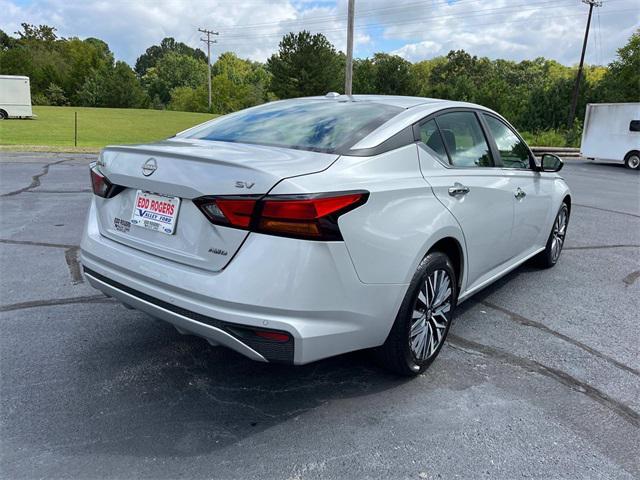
[1,152,639,479]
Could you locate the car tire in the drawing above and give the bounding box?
[375,251,457,376]
[0,110,8,120]
[624,151,640,170]
[535,202,570,269]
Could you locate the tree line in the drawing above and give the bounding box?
[1,23,638,138]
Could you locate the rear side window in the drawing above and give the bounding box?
[435,112,493,167]
[417,119,449,164]
[630,120,640,132]
[182,100,403,153]
[483,114,531,169]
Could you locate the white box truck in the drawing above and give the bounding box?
[0,75,34,119]
[581,102,640,170]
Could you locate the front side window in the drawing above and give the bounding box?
[435,112,493,167]
[181,100,403,153]
[417,119,448,164]
[483,114,531,169]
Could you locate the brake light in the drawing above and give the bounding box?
[193,191,368,241]
[90,165,123,198]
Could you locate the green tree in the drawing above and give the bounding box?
[352,58,376,93]
[370,53,415,95]
[142,52,207,105]
[168,52,272,114]
[14,23,57,43]
[409,57,446,97]
[135,37,206,77]
[77,61,147,108]
[597,29,640,102]
[212,52,271,110]
[267,31,343,98]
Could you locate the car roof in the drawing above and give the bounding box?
[305,94,447,109]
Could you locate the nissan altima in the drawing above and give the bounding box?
[81,94,570,376]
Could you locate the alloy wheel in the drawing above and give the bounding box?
[551,207,568,262]
[627,155,640,169]
[409,269,452,361]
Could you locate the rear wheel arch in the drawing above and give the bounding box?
[426,236,464,290]
[563,194,572,214]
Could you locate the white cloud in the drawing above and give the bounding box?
[0,0,638,66]
[385,0,640,65]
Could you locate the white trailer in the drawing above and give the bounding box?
[0,75,34,119]
[581,103,640,170]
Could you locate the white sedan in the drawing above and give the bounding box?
[81,94,570,376]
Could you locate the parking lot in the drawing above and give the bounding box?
[1,152,638,479]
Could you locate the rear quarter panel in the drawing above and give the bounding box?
[269,144,466,285]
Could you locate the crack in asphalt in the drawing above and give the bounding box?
[0,159,67,197]
[480,301,640,378]
[26,189,92,194]
[448,334,640,428]
[0,294,113,313]
[573,203,640,219]
[0,238,77,249]
[564,244,640,251]
[622,270,640,286]
[0,238,84,284]
[64,246,83,284]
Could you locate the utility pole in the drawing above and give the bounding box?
[567,0,601,128]
[198,28,219,111]
[344,0,355,95]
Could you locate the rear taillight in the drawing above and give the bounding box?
[90,165,123,198]
[193,191,368,241]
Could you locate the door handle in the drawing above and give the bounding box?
[514,187,526,199]
[448,183,470,196]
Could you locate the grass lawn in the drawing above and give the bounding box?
[0,106,217,152]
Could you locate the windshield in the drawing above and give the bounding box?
[182,100,403,153]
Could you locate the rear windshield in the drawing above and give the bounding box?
[182,100,403,153]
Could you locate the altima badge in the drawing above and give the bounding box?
[142,158,157,176]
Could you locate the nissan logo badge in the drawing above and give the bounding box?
[142,158,157,176]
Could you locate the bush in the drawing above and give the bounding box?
[31,92,49,105]
[565,119,583,148]
[168,85,209,113]
[45,83,68,106]
[521,130,567,147]
[522,121,584,148]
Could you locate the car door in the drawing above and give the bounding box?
[416,110,515,292]
[480,113,555,256]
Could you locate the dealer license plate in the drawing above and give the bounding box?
[130,190,181,235]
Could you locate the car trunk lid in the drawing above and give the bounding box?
[94,138,339,271]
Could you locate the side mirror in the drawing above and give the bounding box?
[540,153,564,173]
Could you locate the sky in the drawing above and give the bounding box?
[1,0,639,67]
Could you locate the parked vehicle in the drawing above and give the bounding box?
[581,102,640,170]
[0,75,34,119]
[81,95,571,376]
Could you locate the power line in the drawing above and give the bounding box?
[213,0,623,35]
[216,0,622,40]
[214,0,487,32]
[214,5,633,48]
[198,27,219,111]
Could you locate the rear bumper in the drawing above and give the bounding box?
[83,267,294,362]
[80,199,407,365]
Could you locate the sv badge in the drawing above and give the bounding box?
[235,181,255,189]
